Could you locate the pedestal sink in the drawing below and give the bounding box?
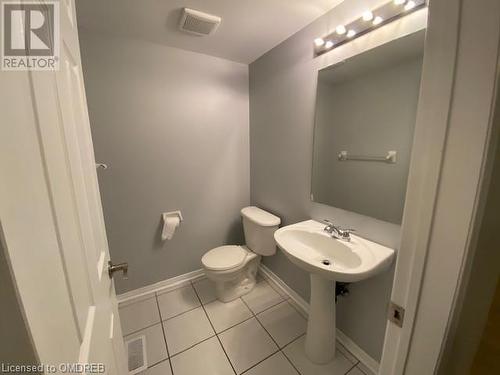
[274,220,395,364]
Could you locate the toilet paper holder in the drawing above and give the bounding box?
[161,210,183,241]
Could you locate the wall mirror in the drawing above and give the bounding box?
[311,30,425,224]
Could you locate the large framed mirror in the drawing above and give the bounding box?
[311,30,425,224]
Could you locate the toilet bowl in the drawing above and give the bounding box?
[201,206,280,302]
[202,245,261,302]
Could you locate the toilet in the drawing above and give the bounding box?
[201,206,281,302]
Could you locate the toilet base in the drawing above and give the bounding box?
[206,255,261,302]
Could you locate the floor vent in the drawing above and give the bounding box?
[126,335,147,374]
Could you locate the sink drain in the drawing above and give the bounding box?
[321,259,331,266]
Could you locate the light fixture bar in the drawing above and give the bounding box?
[314,0,426,56]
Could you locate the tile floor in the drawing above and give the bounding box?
[119,276,371,375]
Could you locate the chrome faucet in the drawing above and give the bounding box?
[322,219,355,242]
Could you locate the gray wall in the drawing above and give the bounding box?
[313,57,422,224]
[79,32,250,294]
[249,3,414,361]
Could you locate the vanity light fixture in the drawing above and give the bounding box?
[404,1,416,10]
[314,38,325,47]
[314,0,426,56]
[336,25,347,35]
[325,40,334,49]
[362,11,374,21]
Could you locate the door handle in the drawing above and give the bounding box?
[108,261,128,280]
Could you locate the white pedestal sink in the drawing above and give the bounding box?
[274,220,395,364]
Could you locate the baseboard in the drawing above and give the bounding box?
[336,330,379,374]
[117,268,205,304]
[259,264,380,374]
[259,264,309,316]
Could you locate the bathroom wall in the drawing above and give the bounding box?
[79,32,250,294]
[249,0,426,361]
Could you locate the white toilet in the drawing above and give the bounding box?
[201,206,281,302]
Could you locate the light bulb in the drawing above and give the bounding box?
[362,11,374,21]
[346,29,356,38]
[314,38,325,47]
[394,0,406,5]
[373,16,383,25]
[325,40,334,49]
[336,25,346,35]
[404,1,416,10]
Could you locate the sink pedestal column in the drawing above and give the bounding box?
[305,274,335,364]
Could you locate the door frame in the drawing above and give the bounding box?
[0,0,127,371]
[380,0,500,373]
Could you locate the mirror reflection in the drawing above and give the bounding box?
[311,31,425,224]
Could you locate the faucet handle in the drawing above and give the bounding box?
[322,219,334,225]
[337,228,355,241]
[339,228,356,236]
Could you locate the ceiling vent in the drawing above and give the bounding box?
[179,8,221,36]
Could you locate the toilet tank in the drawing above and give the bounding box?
[241,206,281,256]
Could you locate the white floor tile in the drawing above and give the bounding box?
[119,296,160,336]
[140,360,171,375]
[241,281,284,314]
[192,278,217,304]
[257,301,306,348]
[157,285,200,320]
[244,352,298,375]
[170,337,234,375]
[219,317,278,374]
[124,323,168,367]
[258,276,290,299]
[283,336,354,375]
[162,306,214,355]
[205,298,253,333]
[347,366,366,375]
[337,342,358,365]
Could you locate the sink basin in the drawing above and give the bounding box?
[274,220,394,282]
[274,220,395,364]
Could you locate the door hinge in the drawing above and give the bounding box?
[388,301,405,327]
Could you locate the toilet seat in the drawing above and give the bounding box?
[202,245,247,271]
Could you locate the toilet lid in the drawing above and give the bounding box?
[202,245,247,271]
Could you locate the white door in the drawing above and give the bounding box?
[0,0,127,372]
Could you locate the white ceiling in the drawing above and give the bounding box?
[75,0,344,64]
